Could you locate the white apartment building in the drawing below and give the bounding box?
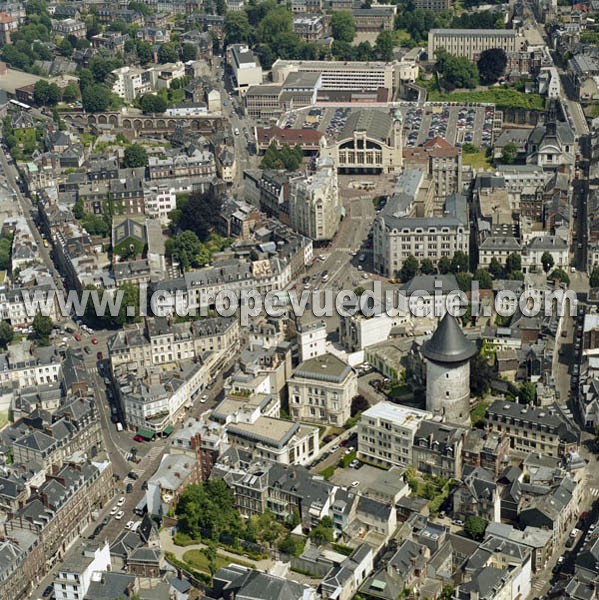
[357,402,432,468]
[225,416,319,465]
[143,184,177,222]
[287,353,357,426]
[297,320,327,361]
[229,45,263,94]
[428,29,518,61]
[110,66,151,103]
[271,59,398,93]
[119,360,209,432]
[289,157,340,242]
[53,542,111,600]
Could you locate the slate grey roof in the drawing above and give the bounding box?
[422,312,477,364]
[341,109,393,143]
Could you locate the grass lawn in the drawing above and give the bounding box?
[462,150,492,170]
[0,412,9,430]
[384,383,412,399]
[427,87,545,110]
[182,549,254,574]
[470,401,490,426]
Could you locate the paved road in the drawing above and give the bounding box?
[0,148,67,298]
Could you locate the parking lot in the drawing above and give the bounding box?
[330,463,387,492]
[401,103,499,148]
[278,103,501,149]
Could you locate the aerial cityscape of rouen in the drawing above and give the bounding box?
[1,0,599,598]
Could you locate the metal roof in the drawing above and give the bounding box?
[422,313,477,364]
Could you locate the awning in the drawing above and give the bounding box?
[136,428,155,440]
[162,425,174,436]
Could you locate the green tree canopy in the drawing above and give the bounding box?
[309,516,334,545]
[474,268,492,289]
[351,394,369,416]
[518,381,536,404]
[33,80,61,106]
[181,43,197,61]
[62,82,79,103]
[435,48,479,89]
[501,142,518,164]
[32,312,53,343]
[505,252,521,275]
[420,258,435,275]
[82,83,110,112]
[549,268,570,286]
[158,42,178,63]
[175,479,243,541]
[477,48,507,84]
[541,251,555,273]
[0,321,13,349]
[488,256,503,279]
[256,6,293,44]
[374,30,394,61]
[224,11,251,45]
[399,255,419,282]
[464,516,487,541]
[450,251,469,274]
[331,11,356,43]
[438,255,451,274]
[123,144,148,168]
[135,39,153,64]
[140,93,167,113]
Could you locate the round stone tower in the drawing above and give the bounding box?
[422,312,477,426]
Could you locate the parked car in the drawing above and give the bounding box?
[133,435,144,442]
[42,585,54,597]
[97,352,103,360]
[74,333,81,341]
[116,496,126,506]
[128,471,139,480]
[115,511,124,520]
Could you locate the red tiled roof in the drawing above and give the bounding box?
[422,136,459,157]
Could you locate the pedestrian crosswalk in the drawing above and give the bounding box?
[531,580,545,594]
[589,487,599,498]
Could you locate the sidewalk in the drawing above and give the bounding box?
[159,528,273,572]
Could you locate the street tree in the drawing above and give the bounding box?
[541,251,554,273]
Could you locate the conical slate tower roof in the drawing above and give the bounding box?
[422,312,476,364]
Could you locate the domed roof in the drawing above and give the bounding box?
[422,312,476,364]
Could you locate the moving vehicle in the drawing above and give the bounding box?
[116,422,123,432]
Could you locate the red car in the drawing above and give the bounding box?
[97,351,103,360]
[74,333,82,341]
[91,338,98,344]
[133,435,144,442]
